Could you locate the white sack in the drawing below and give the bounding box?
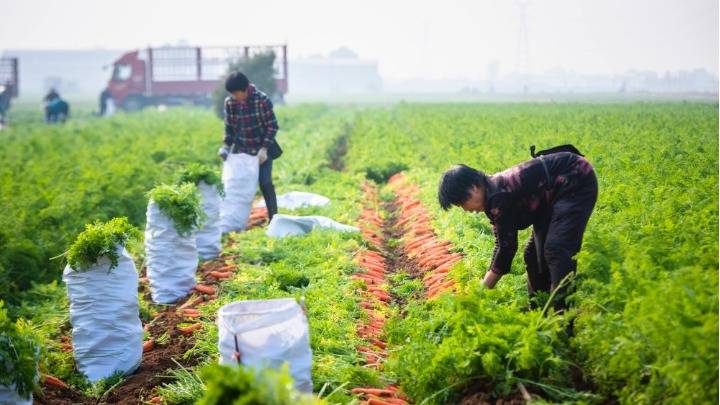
[196,181,222,260]
[145,200,198,304]
[266,214,359,238]
[217,298,313,392]
[62,247,143,382]
[221,153,259,233]
[256,191,330,210]
[0,384,32,405]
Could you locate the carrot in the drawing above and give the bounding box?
[360,302,376,310]
[182,311,200,319]
[143,340,155,352]
[149,396,163,404]
[367,398,404,405]
[217,265,236,272]
[368,396,409,405]
[177,323,202,335]
[194,284,216,295]
[43,374,67,389]
[424,273,447,284]
[363,251,385,259]
[209,271,232,279]
[179,295,204,309]
[361,256,385,264]
[371,338,387,349]
[351,388,397,397]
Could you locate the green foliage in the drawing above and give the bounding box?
[176,163,224,196]
[147,183,205,237]
[65,217,141,271]
[364,162,408,184]
[155,361,206,405]
[345,102,719,404]
[0,108,224,296]
[0,301,41,398]
[4,102,717,404]
[0,237,46,302]
[271,265,310,292]
[385,285,571,404]
[198,363,324,405]
[213,52,278,118]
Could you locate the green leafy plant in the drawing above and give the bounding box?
[0,301,41,399]
[147,183,205,237]
[271,266,310,292]
[197,363,324,405]
[176,163,224,196]
[65,217,141,271]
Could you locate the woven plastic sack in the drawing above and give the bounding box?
[266,214,359,238]
[217,298,313,392]
[220,153,259,233]
[145,200,198,304]
[196,181,222,260]
[62,246,143,382]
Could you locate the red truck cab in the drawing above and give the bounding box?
[107,51,148,109]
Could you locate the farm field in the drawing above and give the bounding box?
[0,102,717,404]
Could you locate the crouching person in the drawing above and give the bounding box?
[438,147,598,311]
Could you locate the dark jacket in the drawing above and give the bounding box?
[484,152,595,274]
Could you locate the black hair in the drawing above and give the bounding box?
[225,71,249,92]
[438,164,488,210]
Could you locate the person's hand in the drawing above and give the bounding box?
[483,270,501,289]
[218,145,229,161]
[257,147,268,164]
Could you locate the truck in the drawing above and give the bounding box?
[104,45,287,111]
[0,57,19,127]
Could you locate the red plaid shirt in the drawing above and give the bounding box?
[223,84,279,155]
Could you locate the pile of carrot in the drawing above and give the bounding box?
[246,206,269,228]
[388,173,461,299]
[352,182,411,405]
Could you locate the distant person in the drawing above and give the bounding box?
[98,88,114,117]
[218,72,281,221]
[438,146,598,311]
[44,89,69,123]
[0,84,11,129]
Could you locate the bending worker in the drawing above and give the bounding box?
[438,146,598,310]
[219,72,281,221]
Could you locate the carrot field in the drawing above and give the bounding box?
[0,102,717,404]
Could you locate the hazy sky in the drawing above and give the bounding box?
[1,0,717,80]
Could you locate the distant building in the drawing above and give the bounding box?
[2,49,123,100]
[290,47,382,94]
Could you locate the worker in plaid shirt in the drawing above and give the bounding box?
[219,71,280,220]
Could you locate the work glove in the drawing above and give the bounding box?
[218,145,230,161]
[257,147,268,165]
